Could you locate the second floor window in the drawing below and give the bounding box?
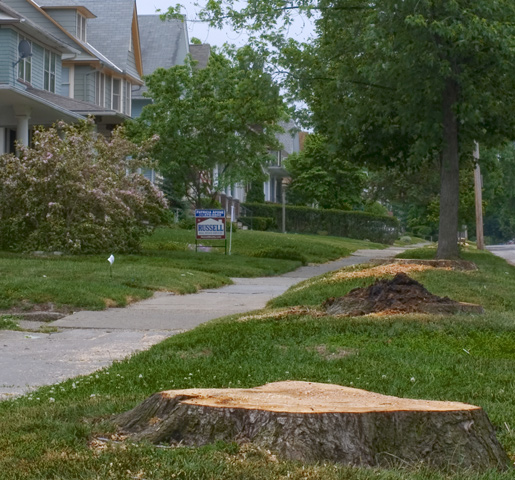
[44,50,56,93]
[77,13,87,42]
[95,72,105,107]
[17,36,32,83]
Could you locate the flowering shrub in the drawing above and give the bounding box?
[0,120,168,253]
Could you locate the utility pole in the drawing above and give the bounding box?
[473,142,485,250]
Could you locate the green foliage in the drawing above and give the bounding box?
[240,216,276,231]
[127,47,287,208]
[0,315,21,331]
[299,1,515,258]
[284,134,366,210]
[243,203,399,244]
[0,120,168,254]
[202,0,515,258]
[245,181,266,204]
[363,202,389,217]
[482,144,515,242]
[249,246,307,264]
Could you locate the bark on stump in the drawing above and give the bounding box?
[113,381,509,471]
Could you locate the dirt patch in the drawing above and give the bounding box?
[309,344,356,361]
[323,273,483,317]
[178,348,212,360]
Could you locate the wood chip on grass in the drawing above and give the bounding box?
[290,263,452,293]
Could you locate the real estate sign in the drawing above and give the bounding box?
[195,209,226,240]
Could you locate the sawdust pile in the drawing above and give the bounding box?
[323,273,483,317]
[329,263,450,281]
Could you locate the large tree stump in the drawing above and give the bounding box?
[113,381,509,471]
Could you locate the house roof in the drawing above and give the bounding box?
[26,87,130,122]
[189,44,211,70]
[0,84,85,126]
[71,0,142,79]
[133,14,189,99]
[138,15,188,75]
[0,2,79,53]
[39,0,96,19]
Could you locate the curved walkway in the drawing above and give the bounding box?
[0,244,421,400]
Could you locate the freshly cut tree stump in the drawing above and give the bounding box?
[114,381,508,471]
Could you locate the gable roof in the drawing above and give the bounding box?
[70,0,142,79]
[138,15,189,75]
[133,14,189,100]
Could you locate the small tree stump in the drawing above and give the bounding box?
[114,381,509,471]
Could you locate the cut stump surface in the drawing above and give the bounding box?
[114,381,508,471]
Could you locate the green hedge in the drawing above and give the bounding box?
[239,216,276,231]
[242,203,400,244]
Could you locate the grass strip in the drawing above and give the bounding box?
[0,228,381,312]
[0,247,514,478]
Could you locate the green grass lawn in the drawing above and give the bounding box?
[1,247,515,479]
[0,228,382,312]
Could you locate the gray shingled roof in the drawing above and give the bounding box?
[71,0,140,80]
[38,0,96,17]
[133,14,189,99]
[189,44,211,70]
[27,87,126,117]
[138,15,188,75]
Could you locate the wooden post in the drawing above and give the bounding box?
[473,142,485,250]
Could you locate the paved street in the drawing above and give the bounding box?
[486,244,515,266]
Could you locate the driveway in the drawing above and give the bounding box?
[0,244,421,400]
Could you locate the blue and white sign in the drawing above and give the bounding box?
[195,209,226,239]
[195,209,225,218]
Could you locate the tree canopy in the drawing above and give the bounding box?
[284,134,366,210]
[176,0,515,258]
[128,47,287,208]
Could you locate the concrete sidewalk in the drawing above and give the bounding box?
[0,244,419,399]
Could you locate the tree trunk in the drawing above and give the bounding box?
[437,77,461,259]
[113,381,509,471]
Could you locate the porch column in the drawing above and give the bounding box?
[16,114,30,147]
[0,128,5,155]
[14,106,31,149]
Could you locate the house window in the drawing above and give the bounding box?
[95,72,106,107]
[44,50,56,92]
[62,67,70,97]
[17,36,32,83]
[112,78,121,111]
[123,80,131,116]
[77,13,87,42]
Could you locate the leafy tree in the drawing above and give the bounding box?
[185,0,515,258]
[284,134,365,210]
[0,120,168,253]
[482,144,515,242]
[367,161,476,240]
[127,47,287,208]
